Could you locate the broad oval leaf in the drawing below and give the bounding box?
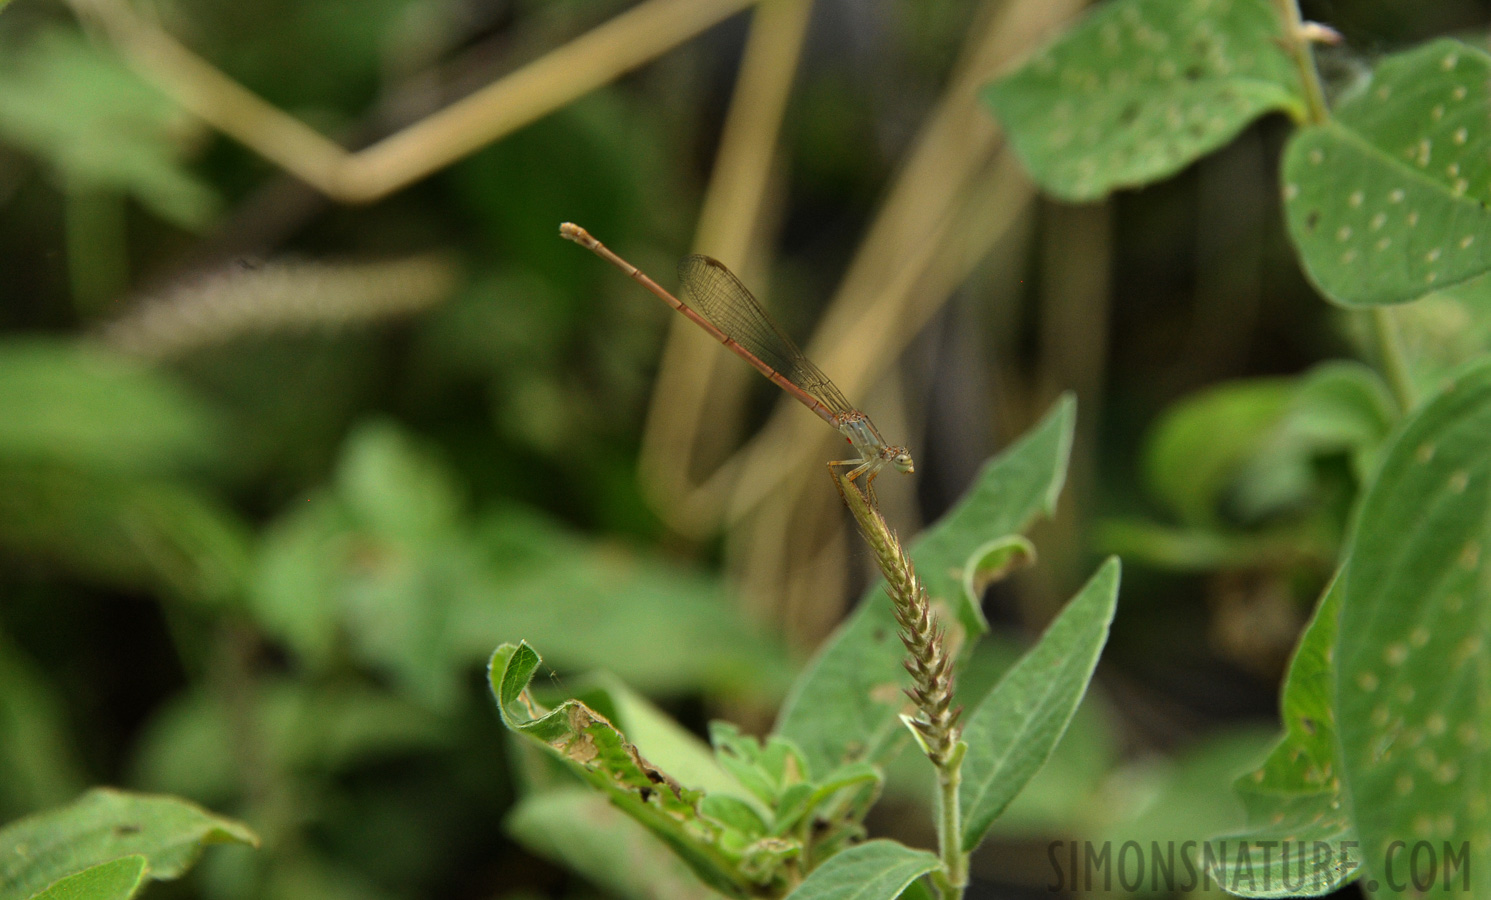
[983,0,1303,201]
[1213,577,1361,897]
[1334,359,1491,897]
[782,840,938,900]
[958,558,1120,852]
[774,397,1075,777]
[26,855,147,900]
[0,789,257,900]
[1284,40,1491,306]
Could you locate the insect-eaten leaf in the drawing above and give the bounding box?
[491,643,788,899]
[1284,40,1491,306]
[983,0,1303,201]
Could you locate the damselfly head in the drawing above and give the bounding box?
[889,447,915,474]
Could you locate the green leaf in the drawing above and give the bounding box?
[456,506,789,697]
[958,558,1120,851]
[1334,359,1491,896]
[775,397,1075,777]
[1213,578,1361,896]
[782,840,938,900]
[26,855,148,900]
[1143,363,1394,529]
[960,536,1036,604]
[1283,40,1491,306]
[252,422,786,701]
[571,674,742,798]
[0,789,257,900]
[1145,378,1295,527]
[489,643,754,899]
[506,790,720,900]
[336,421,463,546]
[982,0,1302,201]
[0,340,220,474]
[0,30,215,226]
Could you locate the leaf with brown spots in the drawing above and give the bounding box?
[983,0,1304,201]
[1284,40,1491,306]
[1334,359,1491,897]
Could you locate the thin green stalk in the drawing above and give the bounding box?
[1370,306,1417,411]
[1271,0,1328,126]
[933,745,969,898]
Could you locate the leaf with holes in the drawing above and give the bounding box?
[1212,578,1361,897]
[1284,40,1491,306]
[982,0,1303,202]
[1334,359,1491,897]
[490,642,765,899]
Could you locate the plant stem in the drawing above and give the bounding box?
[1273,0,1421,411]
[1271,0,1328,126]
[934,749,968,899]
[1370,306,1417,411]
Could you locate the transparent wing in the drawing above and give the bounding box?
[677,255,854,417]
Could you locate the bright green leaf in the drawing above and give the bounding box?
[1213,578,1361,896]
[1334,359,1491,896]
[0,30,215,226]
[959,558,1120,851]
[0,789,257,900]
[1143,362,1394,530]
[1284,40,1491,306]
[775,397,1075,777]
[26,855,148,900]
[982,0,1302,201]
[1145,378,1295,526]
[782,840,937,900]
